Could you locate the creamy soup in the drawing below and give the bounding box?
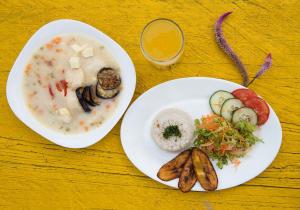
[23,34,122,133]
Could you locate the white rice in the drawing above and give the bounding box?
[151,108,194,151]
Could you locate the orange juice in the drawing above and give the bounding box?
[140,19,184,68]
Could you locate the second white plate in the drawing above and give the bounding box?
[121,77,282,191]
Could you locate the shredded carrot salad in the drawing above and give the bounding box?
[194,114,262,169]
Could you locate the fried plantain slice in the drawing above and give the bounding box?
[192,148,218,191]
[157,149,191,181]
[178,155,197,192]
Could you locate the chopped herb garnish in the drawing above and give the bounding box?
[163,125,182,139]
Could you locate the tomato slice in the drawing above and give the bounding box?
[60,80,68,96]
[244,97,270,125]
[55,80,68,96]
[232,89,257,103]
[56,82,62,92]
[48,84,54,98]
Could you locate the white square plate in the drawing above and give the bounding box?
[6,19,136,148]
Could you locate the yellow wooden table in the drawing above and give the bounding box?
[0,1,299,209]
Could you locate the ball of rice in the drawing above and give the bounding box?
[151,108,194,151]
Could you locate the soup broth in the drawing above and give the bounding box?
[23,34,122,133]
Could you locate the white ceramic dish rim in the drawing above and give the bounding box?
[120,77,282,191]
[6,19,136,148]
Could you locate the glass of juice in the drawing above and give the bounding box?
[140,18,184,68]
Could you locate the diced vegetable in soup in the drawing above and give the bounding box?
[23,34,122,133]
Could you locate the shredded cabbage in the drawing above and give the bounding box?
[194,115,262,169]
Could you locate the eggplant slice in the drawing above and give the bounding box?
[157,149,191,181]
[75,87,91,113]
[96,81,120,99]
[97,67,121,90]
[89,85,101,105]
[178,155,197,192]
[83,86,96,106]
[192,148,218,191]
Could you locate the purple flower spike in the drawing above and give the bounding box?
[215,12,250,86]
[247,53,272,86]
[255,53,272,78]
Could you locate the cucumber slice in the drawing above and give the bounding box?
[232,107,258,125]
[209,90,234,115]
[220,98,243,121]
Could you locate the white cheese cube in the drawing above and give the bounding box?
[57,108,72,123]
[66,91,82,112]
[66,68,84,89]
[84,59,105,83]
[71,44,83,53]
[85,58,104,73]
[69,57,80,69]
[81,47,94,58]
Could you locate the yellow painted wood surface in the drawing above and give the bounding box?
[0,0,299,209]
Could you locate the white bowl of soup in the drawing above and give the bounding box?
[6,19,136,148]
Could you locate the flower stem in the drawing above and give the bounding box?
[246,77,256,87]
